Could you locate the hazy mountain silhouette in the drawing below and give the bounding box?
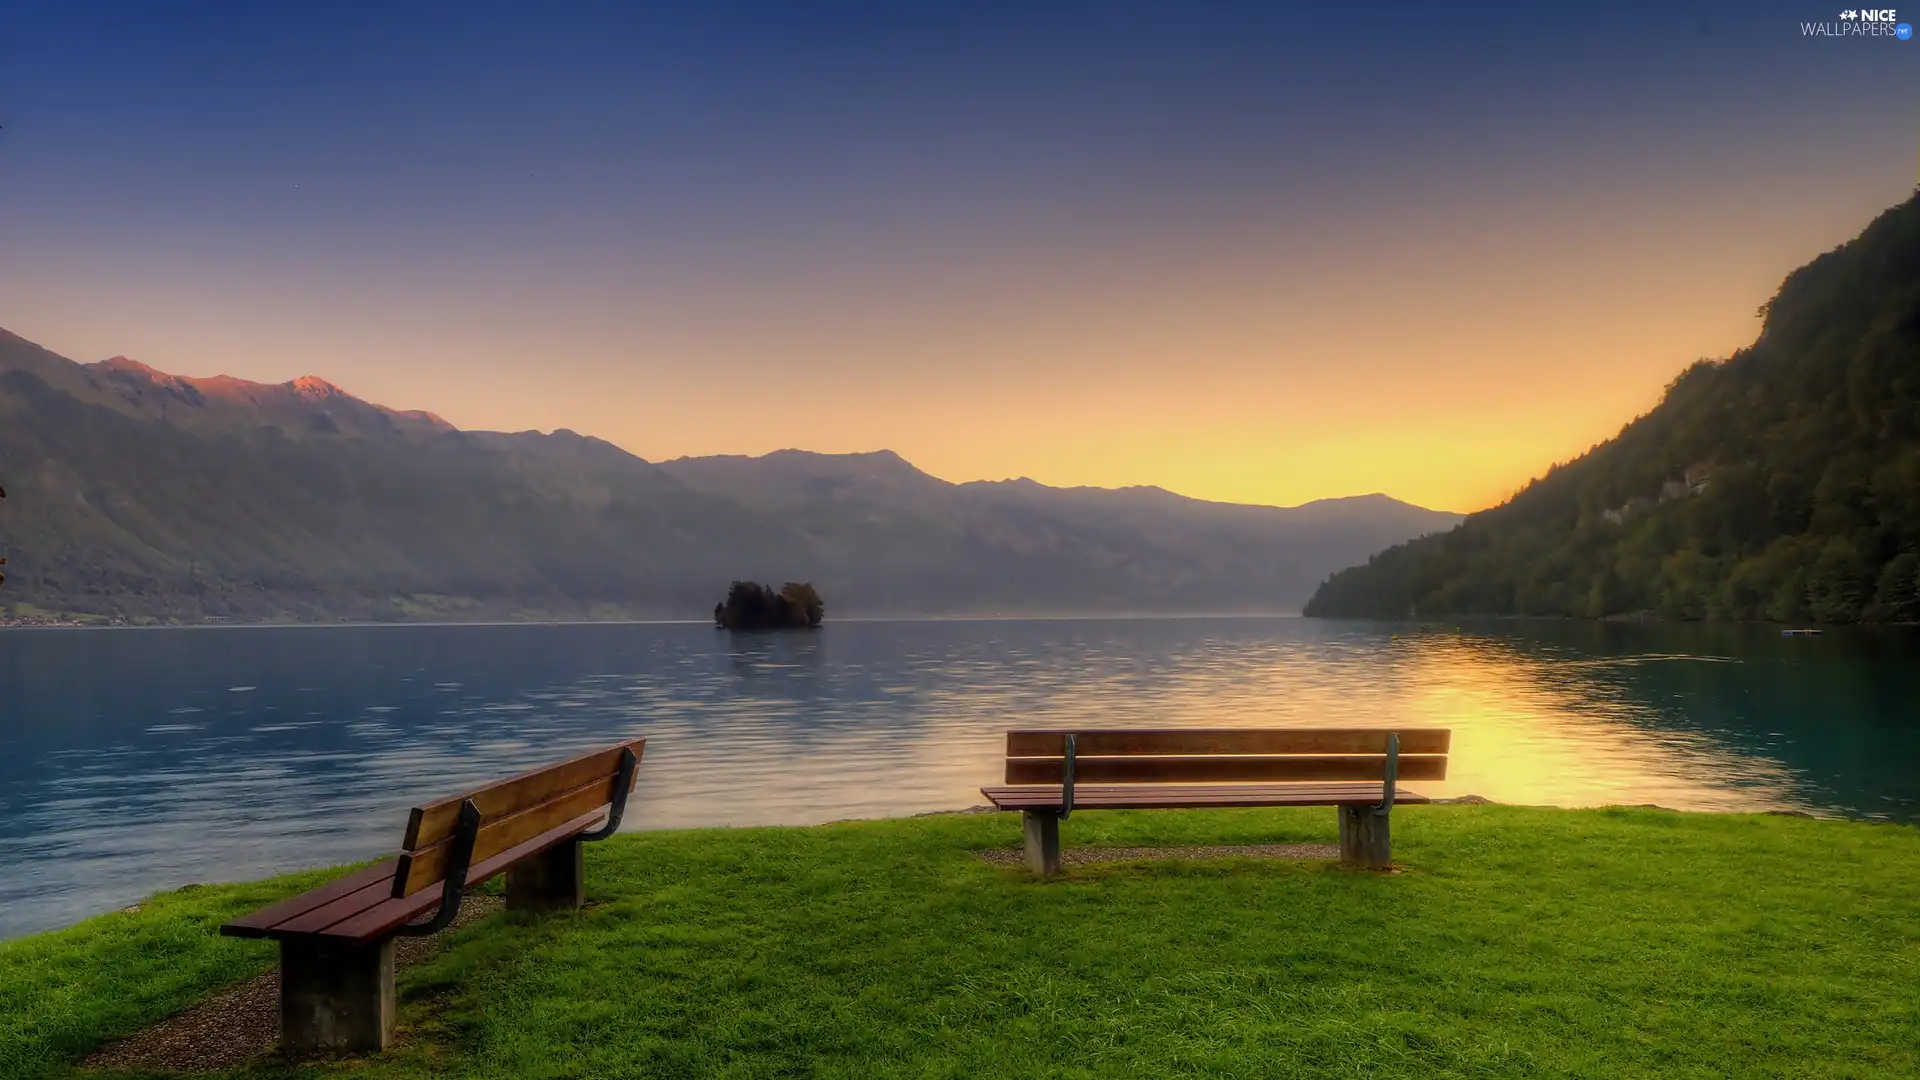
[0,329,1458,622]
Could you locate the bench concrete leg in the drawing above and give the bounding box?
[280,937,393,1058]
[1338,806,1392,868]
[1022,810,1062,878]
[507,838,584,912]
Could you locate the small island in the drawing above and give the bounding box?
[713,580,825,630]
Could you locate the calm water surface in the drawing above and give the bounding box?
[2,617,1916,938]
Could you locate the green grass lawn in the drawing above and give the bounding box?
[6,805,1918,1079]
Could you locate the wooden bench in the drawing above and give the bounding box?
[221,738,644,1057]
[980,728,1448,876]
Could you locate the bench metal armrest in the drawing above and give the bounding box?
[1059,734,1077,820]
[397,798,480,938]
[1375,732,1399,817]
[579,745,639,842]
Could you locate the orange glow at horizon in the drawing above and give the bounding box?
[6,180,1908,514]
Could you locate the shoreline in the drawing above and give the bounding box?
[7,796,1904,945]
[8,612,1920,631]
[0,611,1313,631]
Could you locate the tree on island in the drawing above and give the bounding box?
[714,580,825,630]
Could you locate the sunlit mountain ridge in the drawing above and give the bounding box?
[0,331,1458,622]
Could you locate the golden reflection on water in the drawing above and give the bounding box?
[693,622,1811,827]
[1388,634,1799,812]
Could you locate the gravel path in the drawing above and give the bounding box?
[81,895,504,1073]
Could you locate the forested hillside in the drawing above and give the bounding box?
[1306,194,1920,624]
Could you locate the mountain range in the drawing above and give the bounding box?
[1307,194,1920,624]
[0,329,1459,623]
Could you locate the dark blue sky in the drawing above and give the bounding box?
[5,3,1896,236]
[2,1,1916,510]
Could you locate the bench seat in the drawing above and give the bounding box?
[222,808,606,943]
[980,782,1432,812]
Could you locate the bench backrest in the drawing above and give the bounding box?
[1002,728,1449,785]
[392,737,646,899]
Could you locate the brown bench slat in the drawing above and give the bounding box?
[220,859,401,939]
[238,806,610,943]
[271,874,440,940]
[405,737,645,849]
[394,771,622,898]
[1006,728,1451,757]
[324,807,608,942]
[1004,753,1447,785]
[268,872,408,936]
[981,782,1431,810]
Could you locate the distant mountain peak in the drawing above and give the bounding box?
[94,355,164,375]
[758,447,915,468]
[1289,492,1447,512]
[655,447,956,508]
[91,355,197,391]
[664,447,940,482]
[73,354,454,435]
[289,374,347,401]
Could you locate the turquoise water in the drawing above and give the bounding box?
[1,617,1915,938]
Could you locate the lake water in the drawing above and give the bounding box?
[2,617,1916,939]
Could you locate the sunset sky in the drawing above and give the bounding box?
[3,1,1918,512]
